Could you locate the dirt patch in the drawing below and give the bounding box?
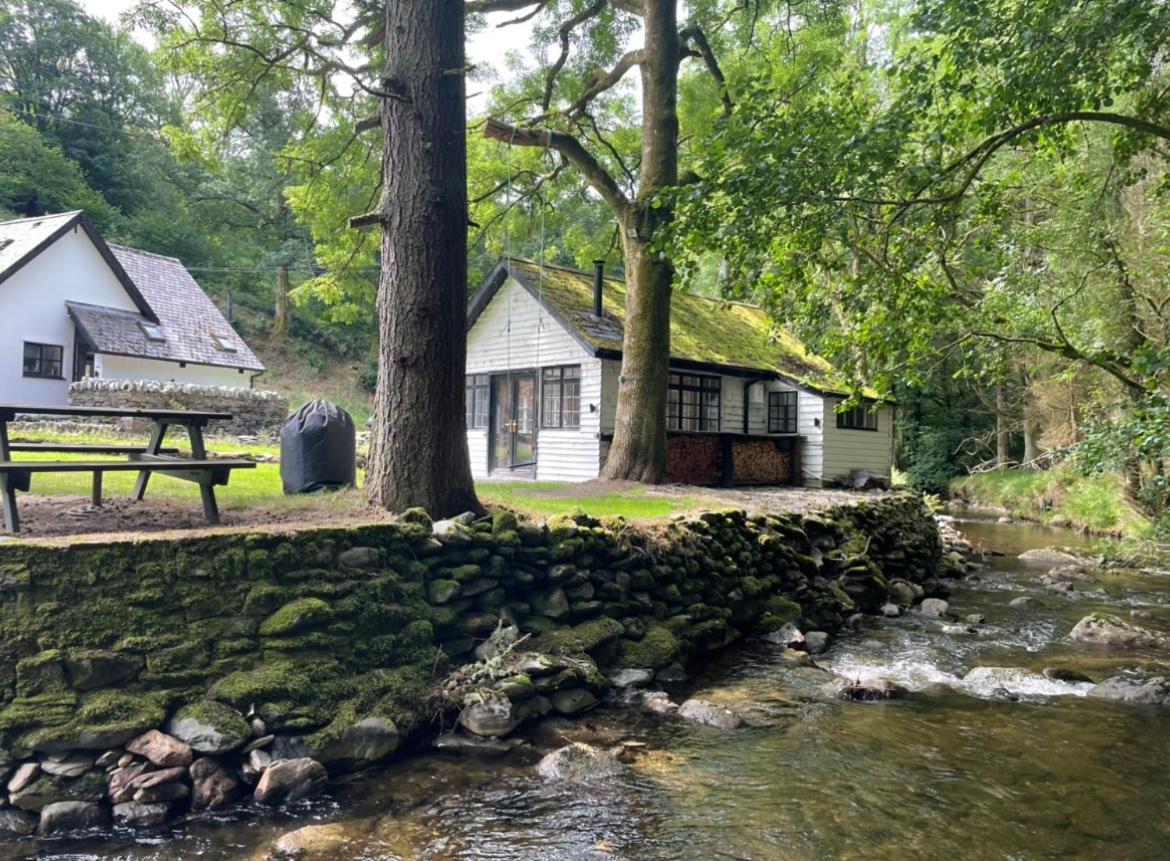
[1,494,393,545]
[648,484,890,515]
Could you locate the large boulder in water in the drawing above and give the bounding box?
[536,742,624,781]
[1018,548,1087,565]
[258,821,375,861]
[1069,613,1170,651]
[1088,675,1170,706]
[677,699,744,730]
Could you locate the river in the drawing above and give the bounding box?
[21,513,1170,860]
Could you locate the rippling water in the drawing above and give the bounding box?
[27,514,1170,861]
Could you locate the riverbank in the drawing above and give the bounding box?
[949,467,1151,539]
[0,493,948,844]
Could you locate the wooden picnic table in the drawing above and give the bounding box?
[0,404,256,533]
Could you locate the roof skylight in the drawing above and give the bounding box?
[212,332,237,352]
[139,321,167,342]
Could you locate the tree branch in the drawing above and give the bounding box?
[680,25,732,119]
[561,49,645,121]
[542,0,608,113]
[484,117,631,218]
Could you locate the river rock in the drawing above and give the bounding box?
[433,733,514,757]
[608,668,654,689]
[318,717,399,770]
[459,697,519,738]
[887,579,923,605]
[0,809,37,836]
[7,762,39,794]
[37,800,108,835]
[880,603,901,617]
[940,624,977,635]
[253,758,328,805]
[1069,613,1170,650]
[167,702,251,754]
[918,598,949,618]
[190,757,243,810]
[264,822,368,860]
[1009,596,1042,609]
[135,781,189,804]
[549,689,598,716]
[763,623,805,648]
[126,730,194,768]
[536,743,624,781]
[108,762,151,804]
[1018,548,1085,565]
[639,691,679,715]
[830,677,908,701]
[1088,675,1170,706]
[112,801,171,827]
[1043,667,1094,684]
[40,752,95,778]
[804,631,829,654]
[677,699,744,730]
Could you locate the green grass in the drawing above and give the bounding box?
[477,481,698,520]
[950,466,1151,538]
[8,431,701,522]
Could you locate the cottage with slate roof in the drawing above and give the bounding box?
[0,211,264,407]
[466,258,893,487]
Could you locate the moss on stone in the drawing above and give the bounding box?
[17,689,166,752]
[766,596,803,624]
[15,650,66,697]
[0,693,79,732]
[534,617,625,656]
[171,699,250,742]
[610,625,680,670]
[259,598,333,637]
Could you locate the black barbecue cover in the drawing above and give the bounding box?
[280,400,356,494]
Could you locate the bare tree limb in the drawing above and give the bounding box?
[680,25,732,119]
[542,0,608,112]
[484,117,631,218]
[562,49,645,120]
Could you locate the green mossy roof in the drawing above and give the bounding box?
[500,258,851,394]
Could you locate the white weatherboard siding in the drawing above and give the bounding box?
[797,389,826,484]
[465,277,602,481]
[98,355,254,388]
[0,227,139,406]
[820,402,894,482]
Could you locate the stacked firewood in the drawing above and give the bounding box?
[665,435,719,484]
[732,440,791,485]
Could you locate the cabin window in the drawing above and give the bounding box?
[836,403,878,431]
[22,342,64,379]
[768,390,798,434]
[466,374,489,428]
[541,365,581,429]
[668,372,721,432]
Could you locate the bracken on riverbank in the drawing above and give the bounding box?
[0,492,952,835]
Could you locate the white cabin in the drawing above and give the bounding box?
[0,211,264,407]
[465,258,893,487]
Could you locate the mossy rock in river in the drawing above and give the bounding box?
[609,625,680,670]
[17,689,166,753]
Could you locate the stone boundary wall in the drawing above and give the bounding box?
[68,379,289,435]
[0,494,946,834]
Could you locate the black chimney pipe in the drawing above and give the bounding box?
[592,260,605,317]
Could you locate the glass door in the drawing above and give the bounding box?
[491,373,537,471]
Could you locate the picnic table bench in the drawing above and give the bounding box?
[0,404,256,533]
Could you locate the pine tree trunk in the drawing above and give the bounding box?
[600,0,679,483]
[367,0,480,517]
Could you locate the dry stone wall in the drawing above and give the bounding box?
[68,379,289,435]
[0,493,945,834]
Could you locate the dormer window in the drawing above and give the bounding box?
[139,321,167,342]
[212,332,237,352]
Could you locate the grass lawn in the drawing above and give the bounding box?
[8,430,700,522]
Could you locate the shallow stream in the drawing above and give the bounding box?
[23,513,1170,860]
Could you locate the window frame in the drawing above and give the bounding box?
[541,365,581,430]
[767,389,798,434]
[667,372,722,433]
[22,341,65,380]
[465,373,489,429]
[836,402,879,431]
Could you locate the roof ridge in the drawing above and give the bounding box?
[505,255,765,312]
[108,242,183,264]
[0,210,82,228]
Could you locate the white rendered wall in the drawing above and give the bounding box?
[0,227,140,407]
[97,355,254,388]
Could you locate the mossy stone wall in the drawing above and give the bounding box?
[0,493,941,759]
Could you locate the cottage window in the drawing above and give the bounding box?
[22,342,64,379]
[768,390,798,434]
[836,403,878,431]
[541,366,581,429]
[668,372,720,432]
[466,374,489,428]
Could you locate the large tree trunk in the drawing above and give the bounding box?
[995,383,1009,471]
[600,0,679,483]
[367,0,480,517]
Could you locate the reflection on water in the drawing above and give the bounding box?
[35,518,1170,861]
